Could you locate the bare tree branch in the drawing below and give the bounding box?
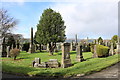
[0,8,18,39]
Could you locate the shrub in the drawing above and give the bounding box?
[96,44,109,57]
[10,48,20,60]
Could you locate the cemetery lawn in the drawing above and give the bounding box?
[2,51,120,78]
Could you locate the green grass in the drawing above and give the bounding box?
[2,51,120,78]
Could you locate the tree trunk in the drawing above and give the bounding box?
[48,42,56,55]
[39,44,42,52]
[14,56,17,60]
[2,37,7,57]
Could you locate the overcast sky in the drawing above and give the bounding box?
[1,0,119,39]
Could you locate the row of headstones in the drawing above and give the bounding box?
[33,43,84,68]
[93,42,120,58]
[1,43,20,57]
[37,42,90,53]
[33,41,120,68]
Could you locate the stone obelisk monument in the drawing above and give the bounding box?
[28,27,35,53]
[75,34,78,46]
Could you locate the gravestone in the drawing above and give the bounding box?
[19,45,23,51]
[70,41,73,51]
[109,43,114,56]
[96,39,99,44]
[57,43,61,51]
[16,40,19,49]
[7,46,10,57]
[35,58,41,64]
[105,41,108,47]
[33,58,47,68]
[76,45,84,62]
[11,44,14,49]
[117,36,120,54]
[46,44,49,52]
[47,59,60,68]
[38,62,48,68]
[56,43,61,51]
[61,43,71,68]
[93,45,98,58]
[71,41,76,51]
[28,27,35,53]
[34,63,39,67]
[94,40,96,44]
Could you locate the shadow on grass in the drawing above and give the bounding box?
[2,63,37,76]
[55,51,77,55]
[84,57,93,61]
[70,52,76,54]
[35,50,48,54]
[18,57,31,59]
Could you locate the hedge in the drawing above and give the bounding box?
[96,44,109,57]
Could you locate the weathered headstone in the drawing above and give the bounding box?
[105,41,108,47]
[46,44,49,52]
[70,42,73,51]
[76,45,84,62]
[7,46,10,57]
[94,39,96,44]
[93,45,98,58]
[109,43,114,56]
[96,39,99,44]
[57,43,61,51]
[116,36,120,54]
[47,59,60,68]
[16,40,19,49]
[70,41,76,51]
[28,27,35,53]
[35,58,41,64]
[34,63,39,67]
[61,43,71,68]
[19,45,22,51]
[42,45,47,50]
[38,62,48,68]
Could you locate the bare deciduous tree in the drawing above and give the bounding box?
[0,8,18,40]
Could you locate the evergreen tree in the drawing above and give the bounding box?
[35,8,66,55]
[98,37,103,45]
